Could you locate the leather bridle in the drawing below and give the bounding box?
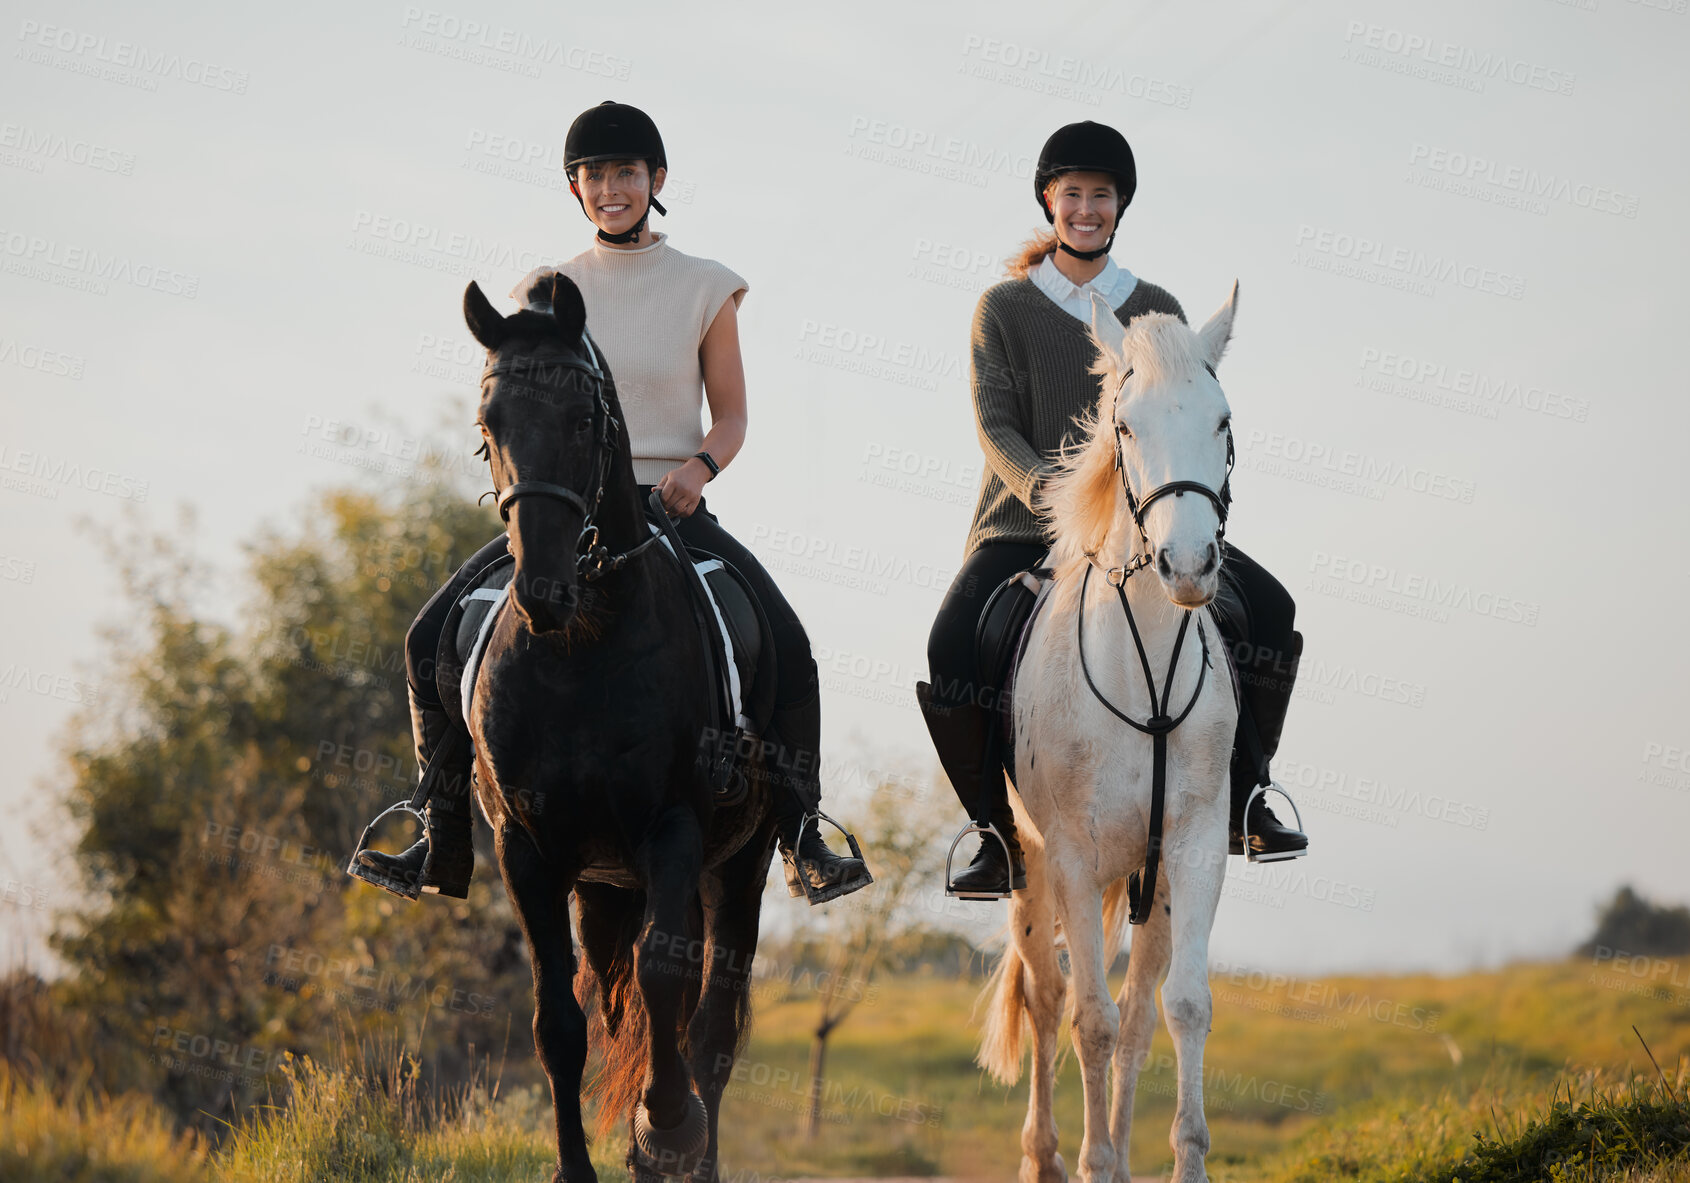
[479,332,659,582]
[1105,362,1235,582]
[1078,357,1232,925]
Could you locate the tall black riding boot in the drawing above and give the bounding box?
[764,682,872,905]
[355,689,476,898]
[1227,630,1309,861]
[915,681,1025,898]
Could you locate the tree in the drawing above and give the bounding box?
[801,782,943,1140]
[1576,885,1690,959]
[40,460,539,1133]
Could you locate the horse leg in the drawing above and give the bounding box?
[1108,886,1172,1183]
[494,822,594,1183]
[1051,856,1119,1183]
[684,823,777,1183]
[1015,844,1069,1183]
[630,806,708,1178]
[1162,837,1226,1183]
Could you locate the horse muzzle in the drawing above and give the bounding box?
[511,568,580,634]
[1156,541,1221,609]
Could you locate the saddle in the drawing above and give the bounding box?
[975,563,1054,787]
[431,520,778,786]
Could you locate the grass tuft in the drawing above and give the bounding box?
[0,1063,211,1183]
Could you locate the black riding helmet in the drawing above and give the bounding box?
[565,100,668,245]
[1034,121,1137,261]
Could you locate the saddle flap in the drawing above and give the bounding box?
[974,565,1054,786]
[696,557,776,737]
[434,551,515,729]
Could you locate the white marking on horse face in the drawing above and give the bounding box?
[1117,371,1231,606]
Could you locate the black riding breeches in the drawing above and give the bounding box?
[403,494,817,711]
[926,542,1050,710]
[1211,544,1300,792]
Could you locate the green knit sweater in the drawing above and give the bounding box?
[965,274,1187,554]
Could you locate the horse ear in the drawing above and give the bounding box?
[548,273,587,348]
[1197,280,1239,370]
[1088,291,1125,372]
[464,282,509,351]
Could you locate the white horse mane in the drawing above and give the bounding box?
[1038,311,1222,583]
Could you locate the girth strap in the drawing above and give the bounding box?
[1076,563,1210,925]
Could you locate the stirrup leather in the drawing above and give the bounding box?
[1242,783,1309,864]
[944,820,1015,900]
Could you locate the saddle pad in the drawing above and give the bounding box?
[994,572,1054,787]
[459,585,509,722]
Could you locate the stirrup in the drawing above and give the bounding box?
[782,811,873,905]
[1243,783,1309,864]
[944,820,1014,900]
[346,799,426,900]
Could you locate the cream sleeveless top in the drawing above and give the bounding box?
[511,233,747,484]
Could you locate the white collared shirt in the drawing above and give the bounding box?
[1030,253,1139,322]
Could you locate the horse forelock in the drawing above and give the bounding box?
[1100,312,1209,392]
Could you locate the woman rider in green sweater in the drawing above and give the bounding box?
[917,121,1309,898]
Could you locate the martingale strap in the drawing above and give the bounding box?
[1076,563,1211,925]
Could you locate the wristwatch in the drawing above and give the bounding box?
[692,451,720,480]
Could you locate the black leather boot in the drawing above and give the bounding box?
[355,690,476,898]
[916,680,1025,897]
[765,684,872,905]
[1227,630,1309,861]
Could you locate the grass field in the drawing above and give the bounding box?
[4,956,1688,1181]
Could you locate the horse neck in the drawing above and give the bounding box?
[593,447,647,563]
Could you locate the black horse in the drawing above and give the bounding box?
[454,273,777,1182]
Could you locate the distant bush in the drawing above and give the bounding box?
[1577,886,1690,959]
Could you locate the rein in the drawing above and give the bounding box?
[1077,561,1210,925]
[480,334,660,582]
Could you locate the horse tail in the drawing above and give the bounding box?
[975,939,1029,1086]
[578,887,649,1140]
[580,888,707,1140]
[1099,876,1132,975]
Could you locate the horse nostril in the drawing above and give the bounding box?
[1156,549,1173,578]
[1200,543,1219,575]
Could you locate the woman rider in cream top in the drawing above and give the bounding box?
[357,102,869,905]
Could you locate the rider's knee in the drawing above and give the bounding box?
[772,620,818,698]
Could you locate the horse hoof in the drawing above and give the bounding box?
[632,1090,709,1177]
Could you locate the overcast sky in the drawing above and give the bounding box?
[2,0,1686,975]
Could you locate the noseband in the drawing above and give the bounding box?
[480,333,658,581]
[1106,362,1235,581]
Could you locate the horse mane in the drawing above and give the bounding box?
[1038,312,1211,581]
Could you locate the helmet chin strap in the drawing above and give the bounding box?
[1057,233,1115,262]
[569,180,668,245]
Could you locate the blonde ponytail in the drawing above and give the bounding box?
[1006,230,1058,279]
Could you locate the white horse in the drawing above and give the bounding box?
[978,283,1243,1183]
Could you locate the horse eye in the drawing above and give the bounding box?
[575,416,593,434]
[1116,423,1132,440]
[1218,417,1231,433]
